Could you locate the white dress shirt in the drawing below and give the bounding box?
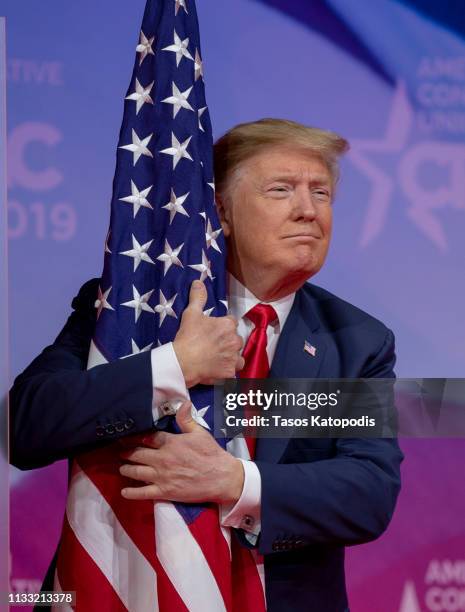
[148,275,296,540]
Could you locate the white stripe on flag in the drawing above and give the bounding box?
[87,339,109,368]
[154,502,227,612]
[66,467,158,612]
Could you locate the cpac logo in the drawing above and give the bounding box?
[350,82,465,251]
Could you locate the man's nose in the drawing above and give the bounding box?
[292,190,317,221]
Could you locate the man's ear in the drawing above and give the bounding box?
[215,194,231,237]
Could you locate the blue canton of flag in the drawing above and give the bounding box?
[92,0,227,438]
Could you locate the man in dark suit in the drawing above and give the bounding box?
[10,118,403,611]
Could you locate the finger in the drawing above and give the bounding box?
[121,446,158,465]
[224,315,238,328]
[120,464,157,484]
[121,484,162,501]
[176,401,200,434]
[235,355,245,371]
[187,280,207,312]
[141,431,170,449]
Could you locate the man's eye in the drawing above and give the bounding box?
[314,189,330,199]
[270,187,288,192]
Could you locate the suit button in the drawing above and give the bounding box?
[105,424,115,435]
[114,421,125,433]
[125,418,135,430]
[96,425,105,437]
[295,539,305,548]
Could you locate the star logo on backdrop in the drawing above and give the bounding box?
[162,82,194,118]
[122,286,155,322]
[162,30,193,66]
[154,290,178,326]
[160,132,193,169]
[136,31,155,65]
[125,79,154,115]
[162,189,190,224]
[119,180,153,217]
[189,249,213,282]
[120,129,153,165]
[119,235,155,271]
[205,219,222,252]
[157,239,184,275]
[349,81,462,250]
[194,49,203,81]
[121,339,154,359]
[174,0,188,16]
[95,286,114,319]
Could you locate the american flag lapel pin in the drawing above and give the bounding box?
[304,340,317,357]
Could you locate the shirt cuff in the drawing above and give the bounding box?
[151,342,190,423]
[220,459,262,537]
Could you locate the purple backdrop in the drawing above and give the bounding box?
[4,1,465,610]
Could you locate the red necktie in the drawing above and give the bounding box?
[240,303,277,457]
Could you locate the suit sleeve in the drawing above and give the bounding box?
[9,279,155,470]
[255,328,404,555]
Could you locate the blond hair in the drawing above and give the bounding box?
[213,118,349,198]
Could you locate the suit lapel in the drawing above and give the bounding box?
[255,288,328,463]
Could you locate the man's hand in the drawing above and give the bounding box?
[119,401,245,504]
[173,280,244,387]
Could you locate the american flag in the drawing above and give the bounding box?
[53,1,265,610]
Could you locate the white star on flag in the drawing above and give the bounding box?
[220,299,228,311]
[207,181,215,191]
[125,78,154,115]
[189,249,213,282]
[122,286,155,322]
[205,218,222,252]
[104,230,112,254]
[94,286,114,320]
[136,31,155,65]
[119,235,155,272]
[191,404,210,429]
[121,339,154,359]
[162,189,190,224]
[174,0,188,16]
[160,132,193,169]
[162,82,194,118]
[162,30,193,67]
[154,290,177,326]
[119,129,153,166]
[119,180,153,217]
[198,106,207,132]
[194,48,203,81]
[203,307,214,317]
[157,239,184,275]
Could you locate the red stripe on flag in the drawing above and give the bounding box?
[187,506,233,609]
[231,536,266,612]
[77,447,189,612]
[57,516,127,612]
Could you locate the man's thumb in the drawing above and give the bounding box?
[188,280,207,312]
[176,401,198,433]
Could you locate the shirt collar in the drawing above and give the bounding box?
[228,274,296,331]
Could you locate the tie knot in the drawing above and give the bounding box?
[245,303,277,329]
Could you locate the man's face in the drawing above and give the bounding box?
[218,146,333,295]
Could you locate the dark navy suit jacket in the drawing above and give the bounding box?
[10,278,403,612]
